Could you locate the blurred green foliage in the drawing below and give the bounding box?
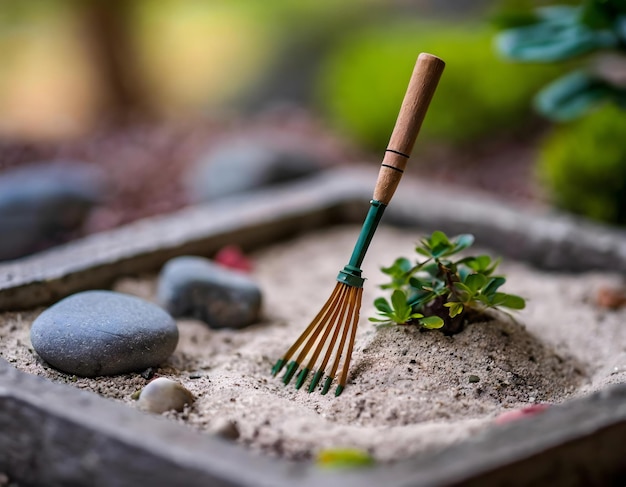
[496,0,626,121]
[316,21,563,150]
[539,105,626,224]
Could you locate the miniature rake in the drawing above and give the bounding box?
[272,53,445,396]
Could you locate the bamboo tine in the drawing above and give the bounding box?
[336,287,363,396]
[308,288,353,392]
[283,286,346,384]
[293,285,349,388]
[271,282,342,376]
[321,288,357,395]
[298,287,351,390]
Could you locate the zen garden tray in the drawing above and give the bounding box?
[1,167,626,487]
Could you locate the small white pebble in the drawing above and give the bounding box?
[138,377,194,414]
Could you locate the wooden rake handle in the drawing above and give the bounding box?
[373,53,445,205]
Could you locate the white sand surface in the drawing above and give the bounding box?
[2,225,625,462]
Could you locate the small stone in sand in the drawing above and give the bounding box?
[595,285,626,310]
[208,417,240,440]
[157,256,262,329]
[185,136,323,201]
[138,377,194,413]
[0,161,104,261]
[30,291,178,377]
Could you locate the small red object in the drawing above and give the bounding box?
[214,245,253,273]
[595,285,626,310]
[495,404,550,425]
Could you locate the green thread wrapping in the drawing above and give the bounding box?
[336,200,386,288]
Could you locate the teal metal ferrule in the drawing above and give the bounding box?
[336,200,387,288]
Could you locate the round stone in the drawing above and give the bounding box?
[157,256,262,329]
[30,291,178,377]
[0,161,104,261]
[185,136,324,202]
[137,377,194,414]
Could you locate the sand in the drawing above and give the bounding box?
[2,225,626,462]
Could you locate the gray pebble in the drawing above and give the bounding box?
[185,136,323,202]
[0,161,104,261]
[30,290,178,377]
[138,377,194,414]
[157,256,262,329]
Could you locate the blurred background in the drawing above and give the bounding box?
[0,0,624,260]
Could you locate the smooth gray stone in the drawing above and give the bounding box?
[0,162,104,261]
[30,290,178,377]
[158,256,262,329]
[185,137,323,202]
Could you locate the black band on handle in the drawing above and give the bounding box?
[381,164,404,173]
[385,149,410,158]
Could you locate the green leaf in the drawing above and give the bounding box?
[373,297,392,313]
[496,7,617,63]
[420,315,445,329]
[444,301,464,318]
[381,257,412,276]
[416,247,433,258]
[464,273,487,293]
[431,246,450,259]
[486,257,502,275]
[463,255,491,272]
[452,234,474,252]
[483,276,506,296]
[535,71,615,121]
[430,230,450,248]
[408,277,429,290]
[317,448,375,469]
[500,294,526,310]
[409,291,435,309]
[422,231,455,259]
[368,317,391,323]
[458,266,472,282]
[391,289,409,316]
[537,5,583,22]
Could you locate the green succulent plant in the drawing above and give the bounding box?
[370,231,525,335]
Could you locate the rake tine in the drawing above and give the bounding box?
[335,287,363,396]
[281,284,347,386]
[301,285,353,391]
[320,289,357,395]
[288,285,348,386]
[307,291,351,393]
[271,283,342,377]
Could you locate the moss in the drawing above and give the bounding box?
[539,105,626,224]
[316,21,563,150]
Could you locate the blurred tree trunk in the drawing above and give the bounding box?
[83,0,149,121]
